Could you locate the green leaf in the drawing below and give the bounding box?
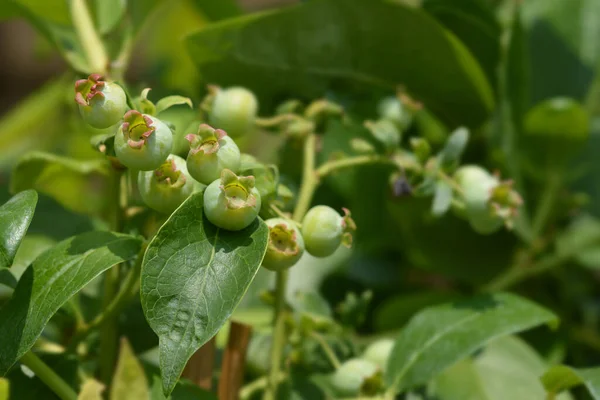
[542,365,600,399]
[111,338,149,400]
[0,378,7,400]
[11,152,112,216]
[186,0,494,127]
[140,192,268,395]
[0,190,37,269]
[190,0,241,21]
[155,96,193,115]
[0,77,69,170]
[0,231,141,375]
[423,0,501,91]
[95,0,126,34]
[385,292,558,394]
[555,214,600,268]
[506,6,530,134]
[0,269,17,289]
[438,127,469,169]
[150,375,218,400]
[78,379,104,400]
[433,336,572,400]
[431,181,453,217]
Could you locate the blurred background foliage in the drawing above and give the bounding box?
[2,0,600,397]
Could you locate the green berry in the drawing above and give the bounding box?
[365,118,401,152]
[138,154,203,214]
[75,74,127,129]
[203,169,261,231]
[114,110,173,171]
[331,358,380,397]
[454,165,503,235]
[209,86,258,137]
[186,124,241,185]
[262,218,304,271]
[362,339,394,371]
[302,206,356,258]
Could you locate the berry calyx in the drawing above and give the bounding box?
[301,206,356,258]
[203,169,262,231]
[331,358,381,397]
[114,110,173,171]
[186,124,241,185]
[75,74,127,129]
[262,218,305,271]
[208,86,259,137]
[138,154,202,214]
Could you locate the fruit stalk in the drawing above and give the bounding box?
[20,351,77,400]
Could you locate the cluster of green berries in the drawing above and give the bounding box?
[75,75,356,271]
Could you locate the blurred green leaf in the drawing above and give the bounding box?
[431,181,453,217]
[506,6,530,134]
[0,378,7,400]
[433,336,572,400]
[190,0,241,21]
[542,365,600,399]
[0,231,141,375]
[385,293,558,394]
[78,379,104,400]
[186,0,494,127]
[140,192,268,395]
[150,375,218,400]
[423,0,501,91]
[0,269,17,289]
[95,0,126,34]
[111,338,149,400]
[11,152,112,216]
[438,127,469,169]
[555,214,600,268]
[0,78,69,170]
[0,190,37,269]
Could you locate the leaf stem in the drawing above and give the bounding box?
[482,253,565,292]
[310,332,341,369]
[70,0,108,75]
[315,154,394,179]
[241,373,286,400]
[293,133,318,221]
[20,351,77,400]
[531,173,562,239]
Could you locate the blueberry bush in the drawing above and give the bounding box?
[1,0,600,399]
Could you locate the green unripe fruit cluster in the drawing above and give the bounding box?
[75,74,127,129]
[454,165,503,235]
[209,86,258,138]
[115,110,173,170]
[302,206,355,258]
[203,169,261,231]
[186,124,241,185]
[262,218,305,271]
[377,96,412,131]
[138,154,203,214]
[331,358,380,397]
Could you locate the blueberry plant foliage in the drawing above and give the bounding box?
[1,0,600,399]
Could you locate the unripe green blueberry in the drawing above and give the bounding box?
[454,165,503,235]
[203,169,261,231]
[362,339,394,371]
[75,74,127,129]
[138,154,203,214]
[377,96,412,131]
[262,218,304,271]
[301,206,356,258]
[331,358,380,397]
[209,86,258,137]
[365,118,401,152]
[186,124,241,185]
[114,110,173,171]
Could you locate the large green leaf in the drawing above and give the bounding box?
[433,336,572,400]
[385,293,558,394]
[11,152,113,216]
[542,365,600,399]
[423,0,501,91]
[141,192,268,395]
[0,231,141,375]
[0,190,37,269]
[186,0,494,127]
[190,0,241,21]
